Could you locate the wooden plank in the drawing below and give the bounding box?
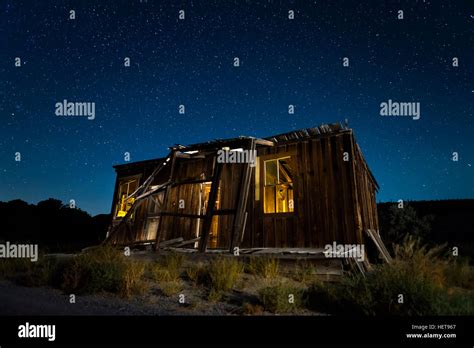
[366,229,393,263]
[340,134,354,244]
[154,151,178,250]
[158,237,184,247]
[171,178,212,186]
[294,141,304,248]
[199,158,223,252]
[320,138,331,246]
[230,138,256,251]
[311,139,323,247]
[174,237,201,247]
[349,134,363,245]
[327,136,338,243]
[254,138,274,147]
[304,141,314,247]
[347,257,367,276]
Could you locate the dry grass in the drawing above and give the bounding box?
[160,280,183,297]
[205,256,243,300]
[445,257,474,290]
[246,257,279,280]
[60,246,146,297]
[242,302,264,315]
[258,280,306,313]
[290,260,316,283]
[392,235,449,287]
[0,258,33,279]
[120,260,147,298]
[185,262,207,286]
[306,235,474,315]
[148,252,184,282]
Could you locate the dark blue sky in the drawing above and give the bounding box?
[1,0,473,215]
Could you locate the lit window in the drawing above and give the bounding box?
[115,178,139,217]
[263,157,294,213]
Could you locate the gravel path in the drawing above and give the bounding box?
[0,280,234,316]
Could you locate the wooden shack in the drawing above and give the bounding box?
[105,123,380,256]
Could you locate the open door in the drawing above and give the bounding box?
[144,190,165,241]
[200,182,220,248]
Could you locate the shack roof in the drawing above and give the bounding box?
[113,123,378,189]
[113,123,346,169]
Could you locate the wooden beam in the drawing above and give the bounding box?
[158,237,184,248]
[366,229,393,263]
[254,138,274,147]
[174,237,201,248]
[154,151,178,251]
[230,138,256,251]
[348,134,363,245]
[148,208,236,218]
[148,212,206,219]
[171,178,212,186]
[175,152,205,159]
[198,159,223,253]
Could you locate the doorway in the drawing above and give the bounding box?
[198,182,220,248]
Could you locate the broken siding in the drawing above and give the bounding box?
[353,142,379,236]
[152,151,250,249]
[106,124,380,254]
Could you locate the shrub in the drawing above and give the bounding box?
[392,235,448,287]
[445,257,474,289]
[439,291,474,315]
[0,258,35,280]
[60,246,146,297]
[60,256,92,292]
[206,257,243,300]
[149,253,184,282]
[290,261,316,283]
[120,260,147,298]
[305,237,474,316]
[186,262,207,286]
[242,302,264,315]
[259,281,306,313]
[6,257,59,287]
[307,265,446,315]
[246,257,279,280]
[160,280,183,297]
[0,247,147,298]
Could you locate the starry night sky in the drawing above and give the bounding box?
[1,0,473,215]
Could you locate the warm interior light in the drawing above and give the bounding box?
[263,156,294,214]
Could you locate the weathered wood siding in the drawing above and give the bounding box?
[109,130,379,250]
[353,142,379,235]
[156,157,246,249]
[109,159,170,244]
[242,131,377,248]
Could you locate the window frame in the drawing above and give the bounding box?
[260,153,296,215]
[114,174,142,218]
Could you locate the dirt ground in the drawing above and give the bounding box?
[0,279,240,316]
[0,250,334,316]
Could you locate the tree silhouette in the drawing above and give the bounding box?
[0,198,110,252]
